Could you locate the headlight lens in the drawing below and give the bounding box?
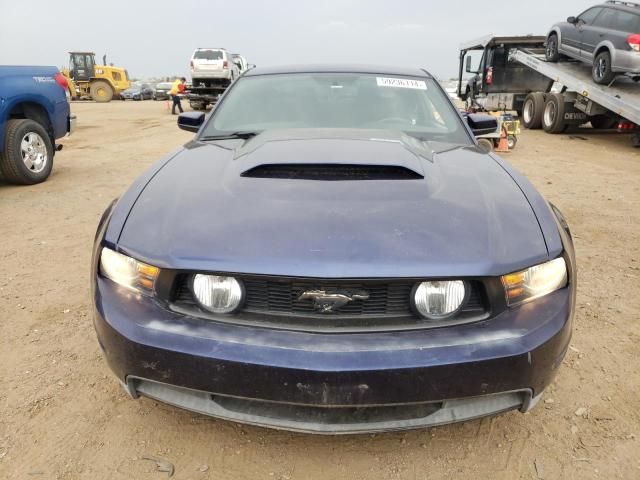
[502,257,567,306]
[192,274,243,314]
[414,280,466,319]
[99,248,160,295]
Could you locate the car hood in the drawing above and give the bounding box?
[117,130,549,278]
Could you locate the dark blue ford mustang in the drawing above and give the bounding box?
[91,65,576,434]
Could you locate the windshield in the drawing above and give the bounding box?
[204,73,470,143]
[194,50,223,60]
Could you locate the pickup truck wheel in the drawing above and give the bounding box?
[542,93,568,134]
[545,34,560,62]
[0,119,54,185]
[90,80,114,102]
[522,92,546,129]
[593,51,615,85]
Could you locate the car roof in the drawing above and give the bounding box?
[244,64,432,78]
[598,1,640,14]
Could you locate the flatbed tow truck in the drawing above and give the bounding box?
[458,35,640,146]
[187,78,229,111]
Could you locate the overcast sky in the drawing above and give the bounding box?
[1,0,596,79]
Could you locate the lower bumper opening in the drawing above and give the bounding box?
[124,376,534,434]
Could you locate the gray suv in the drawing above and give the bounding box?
[546,1,640,84]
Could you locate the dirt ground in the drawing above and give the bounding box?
[1,101,639,480]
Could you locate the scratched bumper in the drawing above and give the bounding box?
[93,276,572,432]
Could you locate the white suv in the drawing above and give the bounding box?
[190,48,239,83]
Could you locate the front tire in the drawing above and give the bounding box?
[90,80,114,102]
[477,138,494,152]
[593,51,615,85]
[522,92,546,129]
[546,34,560,62]
[542,93,568,133]
[0,119,54,185]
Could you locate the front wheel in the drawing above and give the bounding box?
[593,51,615,85]
[90,80,114,102]
[477,138,494,153]
[546,34,560,62]
[0,119,54,185]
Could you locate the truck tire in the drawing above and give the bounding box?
[522,92,546,129]
[590,114,617,129]
[545,34,560,62]
[542,93,568,133]
[592,51,615,85]
[90,80,114,102]
[0,119,54,185]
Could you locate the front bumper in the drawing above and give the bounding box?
[93,277,573,433]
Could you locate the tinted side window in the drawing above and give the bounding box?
[611,10,640,32]
[593,8,616,28]
[578,7,603,25]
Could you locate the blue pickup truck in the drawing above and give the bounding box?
[0,66,76,184]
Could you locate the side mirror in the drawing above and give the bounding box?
[466,113,498,136]
[178,112,205,133]
[247,63,257,69]
[567,16,577,24]
[465,56,473,73]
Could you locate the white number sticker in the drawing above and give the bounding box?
[376,77,427,90]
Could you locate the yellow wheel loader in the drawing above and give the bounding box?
[61,52,130,102]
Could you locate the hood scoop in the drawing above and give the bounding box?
[240,163,424,181]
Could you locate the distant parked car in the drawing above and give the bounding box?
[120,83,154,100]
[154,82,172,100]
[190,48,239,86]
[546,1,640,84]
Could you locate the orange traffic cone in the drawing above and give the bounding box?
[495,126,509,152]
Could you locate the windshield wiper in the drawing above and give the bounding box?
[199,131,260,141]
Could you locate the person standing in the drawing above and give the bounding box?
[170,77,186,115]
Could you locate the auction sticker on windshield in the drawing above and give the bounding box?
[376,77,427,90]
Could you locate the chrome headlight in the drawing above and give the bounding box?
[192,274,243,314]
[502,257,567,306]
[99,247,160,295]
[413,280,466,320]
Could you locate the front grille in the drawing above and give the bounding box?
[242,279,414,316]
[171,275,487,330]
